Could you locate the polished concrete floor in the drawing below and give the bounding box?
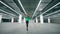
[0,23,60,34]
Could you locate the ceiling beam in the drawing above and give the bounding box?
[34,0,60,18]
[0,13,14,19]
[44,10,60,17]
[0,9,17,17]
[41,2,60,15]
[32,0,42,18]
[0,1,19,15]
[35,2,60,18]
[48,13,60,19]
[1,0,25,16]
[18,0,27,15]
[13,0,26,16]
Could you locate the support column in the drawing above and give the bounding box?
[11,17,14,23]
[24,17,26,23]
[0,15,2,23]
[48,17,50,23]
[40,15,44,24]
[18,14,22,23]
[36,17,38,23]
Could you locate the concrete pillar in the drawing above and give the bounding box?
[36,17,38,23]
[48,17,50,23]
[18,14,22,23]
[11,17,14,23]
[40,15,44,24]
[24,17,26,23]
[0,15,2,23]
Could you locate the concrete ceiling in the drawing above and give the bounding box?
[0,0,60,19]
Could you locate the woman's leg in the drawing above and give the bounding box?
[26,21,28,31]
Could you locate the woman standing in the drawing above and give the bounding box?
[25,17,30,31]
[25,13,31,31]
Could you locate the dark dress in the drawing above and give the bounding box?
[25,17,30,31]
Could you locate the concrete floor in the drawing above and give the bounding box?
[0,23,60,34]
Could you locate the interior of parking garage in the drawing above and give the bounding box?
[0,0,60,34]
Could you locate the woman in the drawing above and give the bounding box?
[25,17,30,31]
[25,14,30,31]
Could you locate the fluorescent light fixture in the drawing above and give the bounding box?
[32,0,42,18]
[0,9,17,17]
[0,1,19,14]
[18,0,27,15]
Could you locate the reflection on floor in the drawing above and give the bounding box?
[0,23,60,34]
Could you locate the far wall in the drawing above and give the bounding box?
[51,18,60,24]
